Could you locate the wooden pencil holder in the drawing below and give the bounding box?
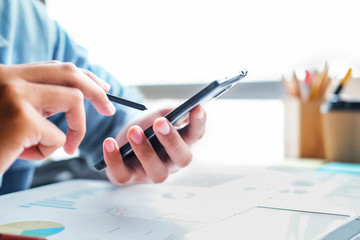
[284,98,325,159]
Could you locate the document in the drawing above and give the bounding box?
[1,166,360,239]
[0,167,264,240]
[0,180,204,240]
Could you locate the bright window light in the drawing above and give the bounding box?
[47,0,360,85]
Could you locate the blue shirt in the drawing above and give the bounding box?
[0,0,143,194]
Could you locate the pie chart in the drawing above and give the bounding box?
[0,221,65,237]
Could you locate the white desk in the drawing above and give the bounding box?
[1,165,360,239]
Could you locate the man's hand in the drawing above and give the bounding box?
[0,62,115,173]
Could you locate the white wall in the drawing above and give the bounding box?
[47,0,360,85]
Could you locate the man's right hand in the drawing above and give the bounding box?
[0,61,115,173]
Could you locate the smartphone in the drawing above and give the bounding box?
[93,70,248,171]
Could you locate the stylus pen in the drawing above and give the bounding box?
[106,93,147,111]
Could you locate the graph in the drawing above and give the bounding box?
[20,198,77,210]
[18,186,116,210]
[0,221,65,237]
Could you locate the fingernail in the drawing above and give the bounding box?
[156,118,171,135]
[197,108,205,120]
[129,127,143,144]
[104,139,115,153]
[109,102,116,114]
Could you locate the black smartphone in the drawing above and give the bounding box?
[93,70,248,171]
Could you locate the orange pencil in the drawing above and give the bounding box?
[309,63,329,100]
[318,76,332,99]
[292,71,302,99]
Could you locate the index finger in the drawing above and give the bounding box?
[12,62,116,116]
[28,83,87,154]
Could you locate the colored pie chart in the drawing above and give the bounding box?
[0,221,65,237]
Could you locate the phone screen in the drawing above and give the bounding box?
[94,70,248,171]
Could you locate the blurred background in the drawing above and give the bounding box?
[34,0,360,185]
[46,0,360,85]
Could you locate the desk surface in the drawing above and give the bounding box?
[1,165,360,239]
